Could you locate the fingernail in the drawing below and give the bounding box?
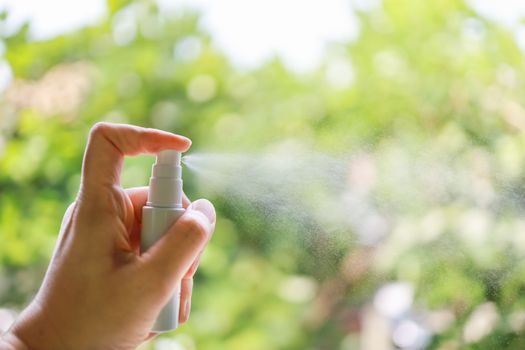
[189,199,216,224]
[183,298,191,322]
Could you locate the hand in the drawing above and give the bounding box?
[0,123,216,350]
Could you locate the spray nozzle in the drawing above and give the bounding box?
[156,150,181,166]
[147,150,183,208]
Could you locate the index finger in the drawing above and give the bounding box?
[81,123,191,191]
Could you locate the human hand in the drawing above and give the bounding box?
[0,123,216,350]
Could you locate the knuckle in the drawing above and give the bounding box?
[89,122,111,139]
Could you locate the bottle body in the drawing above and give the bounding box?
[141,205,186,332]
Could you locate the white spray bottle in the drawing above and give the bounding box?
[141,150,185,332]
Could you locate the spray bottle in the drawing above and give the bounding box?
[141,150,185,332]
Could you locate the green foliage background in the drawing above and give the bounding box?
[2,0,525,349]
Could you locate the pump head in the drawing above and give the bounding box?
[157,150,181,166]
[146,150,183,208]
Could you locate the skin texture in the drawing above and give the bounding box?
[0,123,216,350]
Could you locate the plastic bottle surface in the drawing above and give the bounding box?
[141,150,185,332]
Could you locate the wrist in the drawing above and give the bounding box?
[4,301,65,350]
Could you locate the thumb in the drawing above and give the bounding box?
[142,199,216,290]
